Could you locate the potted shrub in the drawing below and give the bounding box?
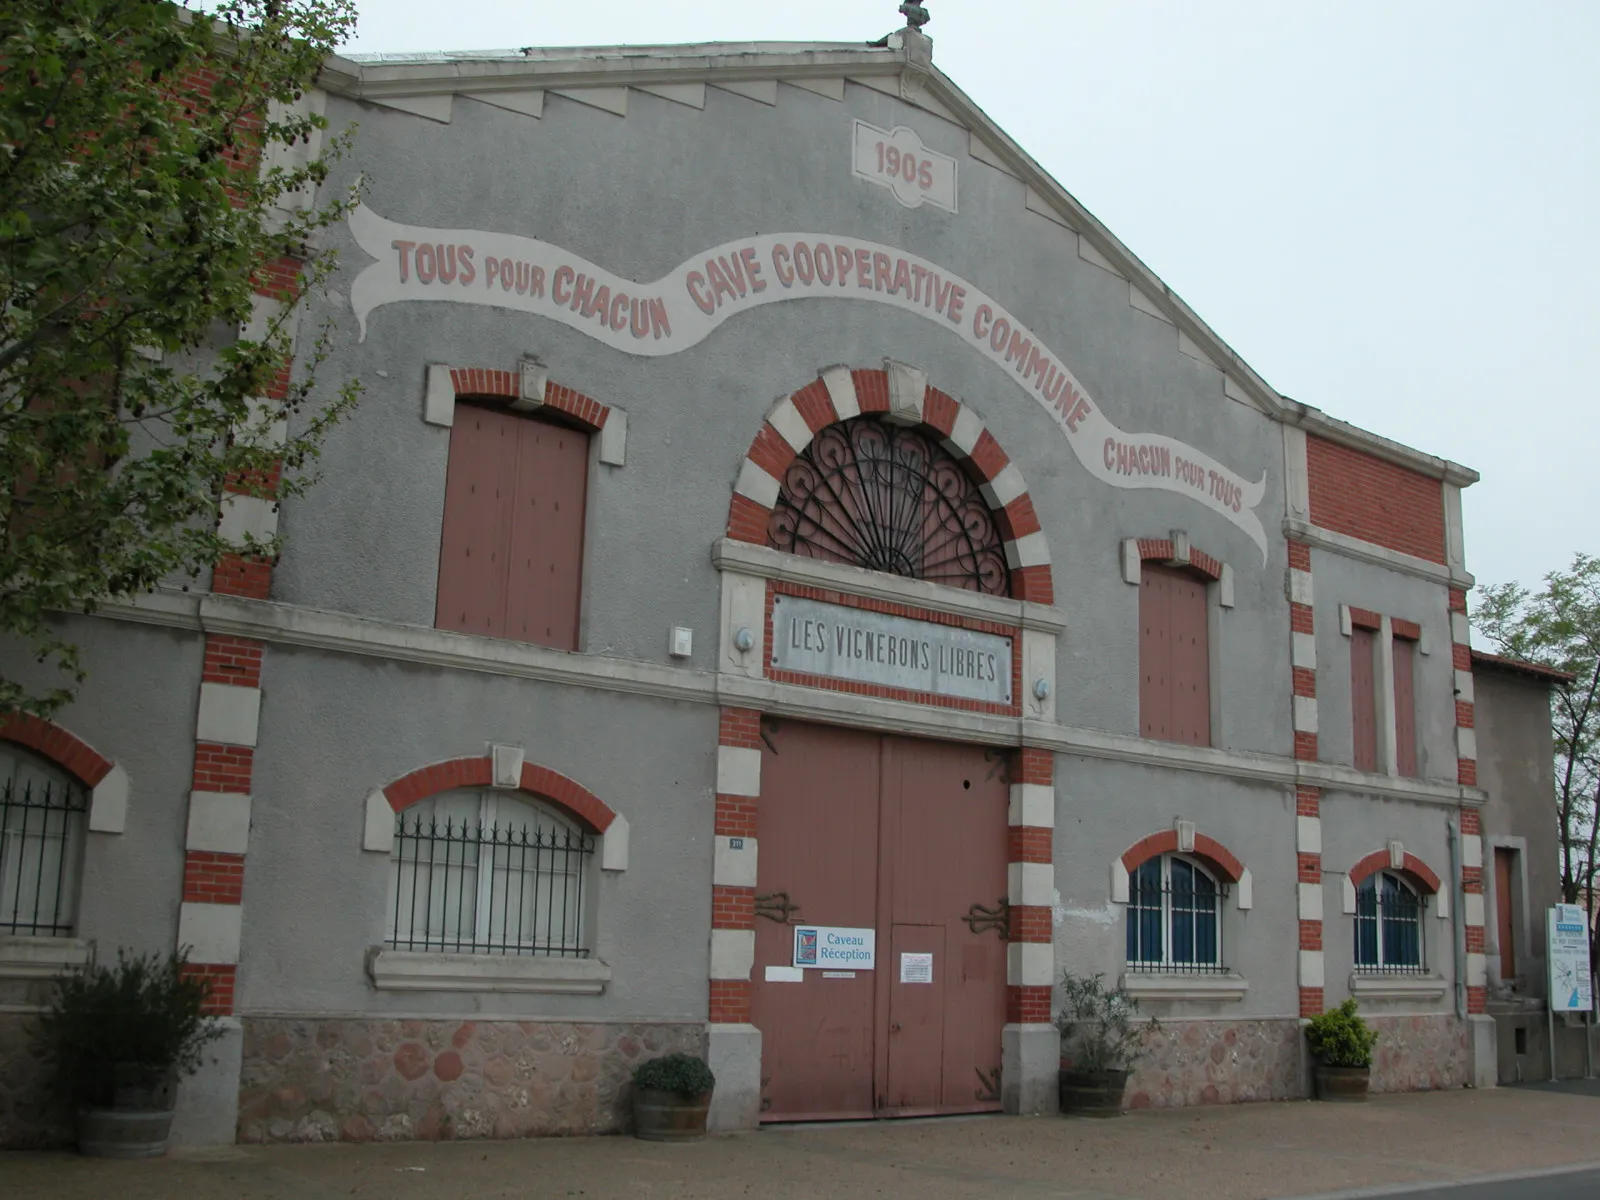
[631,1052,716,1141]
[1305,998,1379,1101]
[1055,971,1157,1117]
[35,949,222,1157]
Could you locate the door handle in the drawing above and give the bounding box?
[891,1023,903,1033]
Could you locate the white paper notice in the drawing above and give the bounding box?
[765,965,804,983]
[900,953,934,984]
[822,971,857,979]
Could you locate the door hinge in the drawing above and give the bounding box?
[965,897,1010,939]
[755,891,802,924]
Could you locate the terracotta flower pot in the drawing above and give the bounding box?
[633,1087,713,1141]
[1312,1064,1371,1101]
[1058,1068,1129,1117]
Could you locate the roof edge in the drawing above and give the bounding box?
[316,39,1480,488]
[1471,649,1576,685]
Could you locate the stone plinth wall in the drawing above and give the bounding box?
[0,1013,68,1148]
[238,1017,705,1143]
[1125,1019,1306,1107]
[1368,1014,1470,1093]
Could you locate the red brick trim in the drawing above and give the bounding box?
[1299,987,1324,1017]
[710,979,753,1024]
[0,713,113,787]
[182,963,237,1017]
[192,742,253,794]
[1007,984,1052,1024]
[711,884,755,930]
[1119,830,1244,884]
[1306,434,1447,564]
[725,366,1055,604]
[1348,606,1382,631]
[382,756,617,834]
[1299,920,1322,951]
[183,851,246,905]
[1008,826,1052,864]
[1392,618,1422,642]
[1010,905,1052,943]
[1017,747,1054,786]
[1347,849,1442,894]
[448,366,610,432]
[1131,537,1225,582]
[765,581,1023,717]
[202,635,265,688]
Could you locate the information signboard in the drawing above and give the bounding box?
[1547,903,1593,1013]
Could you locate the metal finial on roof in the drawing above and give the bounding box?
[899,2,930,30]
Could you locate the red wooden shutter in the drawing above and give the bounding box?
[1393,635,1418,777]
[1350,627,1378,772]
[1168,571,1211,746]
[1140,564,1210,747]
[1494,847,1517,980]
[1139,565,1172,741]
[506,417,588,650]
[435,405,589,650]
[435,405,520,638]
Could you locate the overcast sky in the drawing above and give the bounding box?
[340,1,1598,594]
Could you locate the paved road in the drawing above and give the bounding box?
[1301,1165,1600,1200]
[6,1087,1600,1199]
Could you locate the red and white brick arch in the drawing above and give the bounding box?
[421,359,627,464]
[1341,843,1450,929]
[1118,533,1236,607]
[1111,823,1253,908]
[361,747,628,870]
[724,361,1055,605]
[0,713,128,833]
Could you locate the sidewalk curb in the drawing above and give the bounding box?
[1287,1160,1600,1199]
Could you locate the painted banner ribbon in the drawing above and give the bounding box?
[349,204,1268,559]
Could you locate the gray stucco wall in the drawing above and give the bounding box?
[240,645,715,1020]
[1319,790,1458,1011]
[1053,755,1300,1020]
[274,79,1291,748]
[1474,664,1560,993]
[1311,550,1458,781]
[0,618,199,962]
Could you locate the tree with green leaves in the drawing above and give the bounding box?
[1473,554,1600,919]
[1,0,360,715]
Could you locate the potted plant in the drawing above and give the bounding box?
[631,1052,716,1141]
[1055,971,1157,1117]
[1305,998,1379,1101]
[35,949,222,1157]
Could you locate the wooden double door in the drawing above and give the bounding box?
[751,721,1009,1121]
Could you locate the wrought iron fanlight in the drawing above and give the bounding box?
[767,418,1010,597]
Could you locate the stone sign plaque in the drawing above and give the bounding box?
[770,594,1012,705]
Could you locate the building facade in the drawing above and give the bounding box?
[0,22,1526,1145]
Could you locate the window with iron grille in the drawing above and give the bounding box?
[386,791,594,957]
[0,747,87,937]
[1126,854,1226,973]
[1354,871,1425,973]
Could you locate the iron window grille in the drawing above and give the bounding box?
[1354,871,1426,974]
[1125,854,1228,974]
[387,792,594,957]
[767,418,1011,596]
[0,749,87,937]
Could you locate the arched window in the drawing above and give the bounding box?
[0,746,87,937]
[768,417,1010,596]
[386,790,596,958]
[1355,871,1424,973]
[1126,854,1223,972]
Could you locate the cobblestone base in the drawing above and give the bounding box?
[0,1013,70,1148]
[1367,1014,1471,1094]
[237,1017,705,1143]
[1125,1019,1306,1108]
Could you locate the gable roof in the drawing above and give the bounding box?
[319,31,1477,486]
